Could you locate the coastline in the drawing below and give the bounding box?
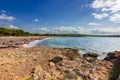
[0,36,48,48]
[22,37,55,48]
[22,37,107,59]
[0,36,119,80]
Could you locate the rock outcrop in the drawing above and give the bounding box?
[104,51,120,65]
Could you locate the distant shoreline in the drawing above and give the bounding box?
[36,34,120,37]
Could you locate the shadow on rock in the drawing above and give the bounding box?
[49,56,63,63]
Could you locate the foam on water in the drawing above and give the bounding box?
[23,38,53,48]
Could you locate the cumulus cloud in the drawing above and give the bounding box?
[0,21,18,29]
[0,14,15,21]
[92,13,108,19]
[109,13,120,23]
[34,19,39,22]
[90,27,120,34]
[35,26,87,34]
[88,22,100,26]
[34,26,120,35]
[91,0,120,13]
[91,0,120,23]
[9,24,18,29]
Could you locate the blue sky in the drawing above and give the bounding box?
[0,0,120,34]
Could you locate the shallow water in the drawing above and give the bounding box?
[38,37,120,59]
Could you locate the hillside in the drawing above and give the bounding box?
[0,27,33,36]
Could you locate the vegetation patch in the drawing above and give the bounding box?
[109,65,120,80]
[62,49,80,60]
[81,64,88,68]
[72,68,79,72]
[50,78,55,80]
[0,27,33,36]
[64,73,77,79]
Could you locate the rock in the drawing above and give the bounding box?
[104,52,116,61]
[49,62,55,67]
[85,57,96,63]
[104,51,120,60]
[32,66,47,80]
[89,68,95,74]
[58,62,65,66]
[64,70,70,74]
[77,76,83,80]
[49,56,63,63]
[83,53,99,58]
[0,45,9,48]
[104,51,120,65]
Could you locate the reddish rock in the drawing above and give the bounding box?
[104,51,120,65]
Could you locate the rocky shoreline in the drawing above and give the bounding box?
[0,36,120,80]
[0,36,48,48]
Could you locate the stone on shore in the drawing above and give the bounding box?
[83,53,99,58]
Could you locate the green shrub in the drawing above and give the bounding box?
[0,27,33,36]
[64,73,77,79]
[109,65,120,80]
[50,78,55,80]
[62,49,80,60]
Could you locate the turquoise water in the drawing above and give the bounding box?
[38,37,120,58]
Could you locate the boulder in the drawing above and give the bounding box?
[49,62,55,67]
[104,51,120,64]
[49,56,63,63]
[83,53,99,58]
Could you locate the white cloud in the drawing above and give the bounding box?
[34,19,39,22]
[91,0,120,23]
[0,14,15,21]
[109,13,120,23]
[35,26,87,34]
[34,26,120,35]
[91,0,120,13]
[88,22,100,26]
[1,10,6,13]
[9,24,18,29]
[90,27,120,34]
[92,13,108,19]
[0,21,18,29]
